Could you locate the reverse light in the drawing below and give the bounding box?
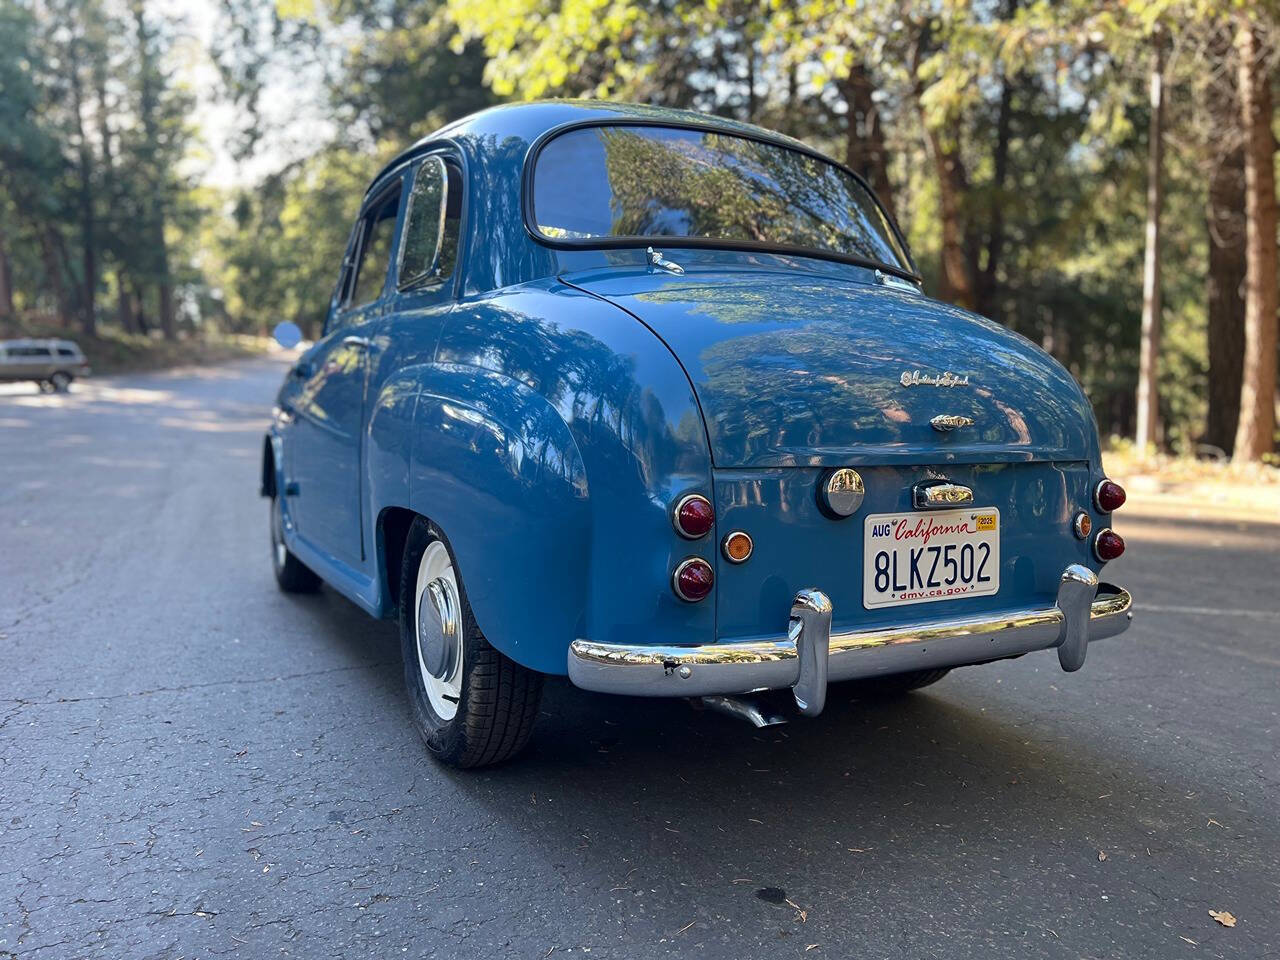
[672,557,714,602]
[673,494,714,539]
[819,468,865,518]
[1094,479,1127,513]
[1093,528,1125,562]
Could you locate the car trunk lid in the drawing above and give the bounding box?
[563,265,1097,468]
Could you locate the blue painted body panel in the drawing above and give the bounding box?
[266,101,1112,677]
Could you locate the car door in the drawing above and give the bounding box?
[289,179,405,570]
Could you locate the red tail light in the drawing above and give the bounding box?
[673,494,714,539]
[1093,528,1125,562]
[1094,479,1127,513]
[672,557,714,602]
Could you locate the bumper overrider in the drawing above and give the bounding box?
[568,564,1132,718]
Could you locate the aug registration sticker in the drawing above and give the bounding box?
[862,508,1000,610]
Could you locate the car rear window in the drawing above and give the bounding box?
[530,124,912,274]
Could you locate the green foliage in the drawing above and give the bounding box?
[0,0,1273,448]
[214,147,381,335]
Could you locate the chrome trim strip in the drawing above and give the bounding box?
[567,571,1134,709]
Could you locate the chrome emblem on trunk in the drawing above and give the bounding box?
[900,370,971,388]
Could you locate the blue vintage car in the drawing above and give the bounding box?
[262,101,1133,767]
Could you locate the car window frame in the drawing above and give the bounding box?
[396,155,450,292]
[520,118,920,283]
[326,178,405,337]
[348,181,404,309]
[391,150,467,310]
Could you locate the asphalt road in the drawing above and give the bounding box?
[1,357,1277,960]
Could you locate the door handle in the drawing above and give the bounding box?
[342,335,373,349]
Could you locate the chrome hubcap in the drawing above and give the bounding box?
[417,577,460,680]
[414,541,463,720]
[271,498,287,570]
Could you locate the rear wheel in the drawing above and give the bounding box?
[270,494,320,593]
[399,518,542,767]
[841,668,950,699]
[49,371,72,392]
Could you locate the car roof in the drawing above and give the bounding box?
[0,338,82,349]
[366,99,819,198]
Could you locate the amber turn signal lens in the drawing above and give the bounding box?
[722,530,753,564]
[1073,512,1092,539]
[1093,528,1125,562]
[1094,479,1127,513]
[673,494,714,539]
[672,557,714,602]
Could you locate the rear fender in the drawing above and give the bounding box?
[410,363,590,673]
[423,281,716,674]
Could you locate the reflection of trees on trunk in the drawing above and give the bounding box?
[650,279,1090,464]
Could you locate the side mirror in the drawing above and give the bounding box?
[272,321,304,350]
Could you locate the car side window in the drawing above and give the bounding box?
[348,187,402,309]
[398,156,461,289]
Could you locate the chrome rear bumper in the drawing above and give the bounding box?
[567,564,1132,717]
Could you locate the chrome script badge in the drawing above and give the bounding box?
[900,369,971,388]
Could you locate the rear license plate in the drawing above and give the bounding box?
[863,508,1000,609]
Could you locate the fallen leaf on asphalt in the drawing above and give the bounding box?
[1180,936,1198,945]
[1207,818,1224,828]
[1098,851,1108,861]
[1209,910,1237,927]
[785,898,808,923]
[805,945,819,951]
[676,920,695,935]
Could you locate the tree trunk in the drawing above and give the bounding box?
[116,271,137,333]
[38,227,73,326]
[1232,17,1279,461]
[1205,142,1247,455]
[158,280,176,340]
[977,0,1019,320]
[133,0,177,341]
[71,57,97,338]
[978,71,1015,319]
[784,63,799,137]
[842,64,897,224]
[1134,33,1166,452]
[922,122,975,310]
[0,222,14,320]
[132,284,150,336]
